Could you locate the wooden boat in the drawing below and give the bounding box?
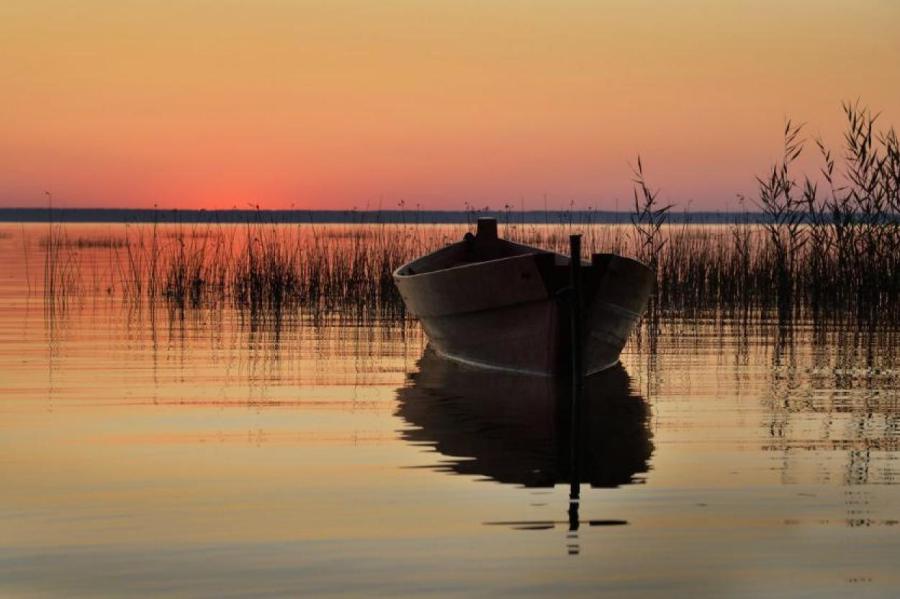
[393,218,653,376]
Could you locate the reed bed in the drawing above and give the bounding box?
[39,102,898,328]
[37,218,897,325]
[39,235,129,249]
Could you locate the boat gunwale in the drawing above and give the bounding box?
[393,239,653,283]
[391,240,561,281]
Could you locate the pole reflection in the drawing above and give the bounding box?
[396,348,653,551]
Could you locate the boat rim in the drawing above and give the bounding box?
[393,242,652,281]
[391,239,562,281]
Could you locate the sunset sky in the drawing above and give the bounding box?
[1,0,898,210]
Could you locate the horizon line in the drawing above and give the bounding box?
[0,206,772,225]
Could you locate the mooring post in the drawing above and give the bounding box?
[568,234,584,513]
[476,217,498,240]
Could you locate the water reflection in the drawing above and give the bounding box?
[8,225,900,594]
[397,349,653,489]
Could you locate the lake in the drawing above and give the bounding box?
[1,223,898,597]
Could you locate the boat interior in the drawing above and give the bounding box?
[396,218,563,277]
[395,218,621,287]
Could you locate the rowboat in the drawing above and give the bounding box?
[393,218,653,376]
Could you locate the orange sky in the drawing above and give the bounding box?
[1,0,898,210]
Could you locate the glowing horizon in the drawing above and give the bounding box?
[2,0,898,211]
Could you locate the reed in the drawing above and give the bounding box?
[39,235,129,248]
[629,156,672,272]
[35,215,898,327]
[36,103,898,329]
[42,197,81,315]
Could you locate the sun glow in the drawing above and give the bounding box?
[1,0,898,210]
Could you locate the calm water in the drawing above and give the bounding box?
[1,224,899,597]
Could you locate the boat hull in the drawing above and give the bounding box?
[393,226,653,377]
[414,294,647,376]
[418,299,562,375]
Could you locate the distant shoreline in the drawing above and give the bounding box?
[0,207,777,225]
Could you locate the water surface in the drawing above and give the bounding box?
[1,224,898,597]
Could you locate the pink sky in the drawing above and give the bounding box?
[2,1,898,210]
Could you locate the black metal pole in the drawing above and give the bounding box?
[568,234,583,514]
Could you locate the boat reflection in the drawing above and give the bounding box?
[397,349,653,489]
